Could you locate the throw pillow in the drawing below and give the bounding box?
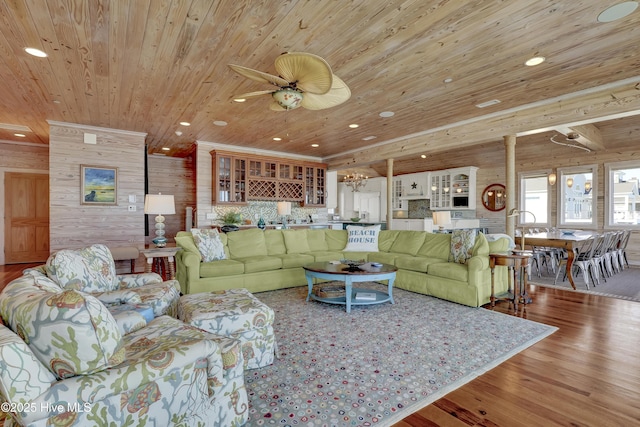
[45,244,118,293]
[343,225,380,252]
[191,228,226,262]
[449,229,478,264]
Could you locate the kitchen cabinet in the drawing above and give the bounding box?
[431,167,477,210]
[391,218,433,231]
[303,166,326,206]
[326,170,338,210]
[211,152,247,205]
[392,178,405,210]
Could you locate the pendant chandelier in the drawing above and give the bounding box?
[343,173,368,192]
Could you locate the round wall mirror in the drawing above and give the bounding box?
[481,183,506,211]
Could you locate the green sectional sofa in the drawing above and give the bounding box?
[175,228,511,308]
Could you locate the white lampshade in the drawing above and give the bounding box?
[144,194,176,215]
[433,211,451,227]
[277,201,292,215]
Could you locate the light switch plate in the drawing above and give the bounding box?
[128,205,136,212]
[206,213,216,220]
[128,195,136,203]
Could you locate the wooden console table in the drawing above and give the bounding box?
[489,252,531,314]
[140,245,180,280]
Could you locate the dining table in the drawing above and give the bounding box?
[514,230,598,290]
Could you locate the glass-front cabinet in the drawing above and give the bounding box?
[430,167,477,210]
[212,152,246,204]
[392,178,405,210]
[304,166,326,206]
[430,172,451,209]
[212,151,326,206]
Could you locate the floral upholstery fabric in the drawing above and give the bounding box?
[0,275,124,379]
[179,288,276,370]
[45,243,118,293]
[0,315,248,427]
[191,228,227,262]
[107,303,153,335]
[449,229,478,264]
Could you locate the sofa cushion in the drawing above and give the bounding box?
[378,230,400,252]
[191,228,226,261]
[416,233,451,260]
[307,251,344,262]
[307,229,329,251]
[389,231,427,255]
[0,276,124,379]
[282,229,311,253]
[175,233,201,256]
[45,243,118,293]
[227,228,268,258]
[276,253,315,268]
[367,252,399,266]
[264,229,287,255]
[325,230,348,250]
[449,229,478,264]
[395,256,447,273]
[428,262,469,282]
[200,259,245,277]
[472,233,490,257]
[237,256,283,273]
[343,225,380,252]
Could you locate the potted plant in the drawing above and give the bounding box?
[220,211,242,232]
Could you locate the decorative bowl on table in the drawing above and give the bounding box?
[350,217,361,222]
[339,259,366,271]
[560,229,576,235]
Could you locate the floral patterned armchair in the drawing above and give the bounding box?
[0,263,248,426]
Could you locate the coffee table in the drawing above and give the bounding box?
[303,261,397,313]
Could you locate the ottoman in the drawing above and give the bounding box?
[178,288,276,369]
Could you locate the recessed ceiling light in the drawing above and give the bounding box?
[162,147,170,151]
[421,154,426,159]
[233,98,246,103]
[24,47,47,57]
[213,120,228,126]
[53,100,61,104]
[379,111,395,118]
[349,124,359,128]
[443,77,453,83]
[362,136,377,141]
[311,144,319,147]
[14,133,26,137]
[273,137,282,141]
[525,56,545,66]
[597,1,639,22]
[475,99,501,108]
[175,131,182,136]
[179,121,191,126]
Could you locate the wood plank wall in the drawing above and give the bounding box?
[48,122,147,252]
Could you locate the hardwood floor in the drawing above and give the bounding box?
[2,264,639,426]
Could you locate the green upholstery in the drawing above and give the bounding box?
[175,228,511,307]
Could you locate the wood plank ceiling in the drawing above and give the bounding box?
[0,1,639,175]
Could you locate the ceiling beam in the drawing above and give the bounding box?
[552,123,606,151]
[325,81,640,170]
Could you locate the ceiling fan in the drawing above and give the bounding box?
[228,52,351,111]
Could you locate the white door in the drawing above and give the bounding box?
[356,192,381,222]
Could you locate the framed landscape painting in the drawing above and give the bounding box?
[81,165,118,205]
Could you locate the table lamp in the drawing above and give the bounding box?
[144,193,176,247]
[433,211,451,232]
[277,201,291,229]
[507,208,536,250]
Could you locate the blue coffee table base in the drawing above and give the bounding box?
[305,270,396,313]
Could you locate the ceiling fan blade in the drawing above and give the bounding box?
[233,90,275,99]
[274,52,333,95]
[269,100,289,111]
[301,74,351,110]
[228,64,289,87]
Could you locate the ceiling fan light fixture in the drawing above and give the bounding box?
[272,88,303,110]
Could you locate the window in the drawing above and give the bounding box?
[518,172,550,225]
[558,165,597,228]
[605,161,640,228]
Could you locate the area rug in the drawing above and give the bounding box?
[245,284,557,426]
[528,265,640,303]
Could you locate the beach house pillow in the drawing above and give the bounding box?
[449,229,478,264]
[191,228,226,262]
[343,224,381,252]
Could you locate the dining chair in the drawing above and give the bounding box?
[554,236,598,289]
[616,229,632,271]
[588,233,607,286]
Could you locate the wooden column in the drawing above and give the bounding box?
[504,135,516,238]
[386,158,394,230]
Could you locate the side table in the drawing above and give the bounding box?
[140,245,181,280]
[489,252,531,314]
